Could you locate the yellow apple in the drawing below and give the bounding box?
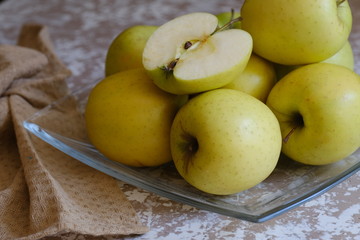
[267,63,360,165]
[216,11,277,102]
[223,54,277,102]
[171,89,282,195]
[241,0,352,65]
[105,25,158,76]
[322,40,354,70]
[142,12,253,95]
[275,40,355,79]
[85,68,187,167]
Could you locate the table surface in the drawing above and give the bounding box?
[1,0,359,239]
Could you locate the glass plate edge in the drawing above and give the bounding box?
[23,120,360,223]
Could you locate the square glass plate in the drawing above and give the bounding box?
[23,79,360,223]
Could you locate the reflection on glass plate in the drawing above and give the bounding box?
[23,80,360,223]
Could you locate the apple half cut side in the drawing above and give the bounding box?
[142,12,253,95]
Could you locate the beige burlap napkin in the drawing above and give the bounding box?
[0,24,148,240]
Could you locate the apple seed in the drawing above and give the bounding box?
[168,58,179,70]
[159,58,180,78]
[184,41,193,49]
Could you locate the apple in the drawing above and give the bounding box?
[241,0,353,65]
[216,11,277,102]
[266,63,360,165]
[223,53,277,102]
[216,10,241,29]
[322,40,354,70]
[170,89,282,195]
[275,40,355,79]
[85,68,188,167]
[105,25,158,76]
[142,12,253,95]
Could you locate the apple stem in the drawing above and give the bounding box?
[212,10,242,35]
[337,0,345,6]
[283,127,297,143]
[178,126,199,174]
[213,16,242,34]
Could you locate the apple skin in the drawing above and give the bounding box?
[241,0,352,65]
[223,53,277,102]
[105,25,158,76]
[266,63,360,165]
[170,89,282,195]
[275,40,355,80]
[322,40,354,70]
[85,68,187,167]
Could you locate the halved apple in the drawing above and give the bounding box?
[142,12,253,95]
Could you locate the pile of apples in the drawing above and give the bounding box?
[85,0,360,195]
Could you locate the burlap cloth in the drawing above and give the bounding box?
[0,24,148,239]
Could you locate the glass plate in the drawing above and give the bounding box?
[23,79,360,223]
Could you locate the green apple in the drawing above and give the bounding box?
[85,68,187,167]
[266,63,360,165]
[275,40,355,79]
[216,10,241,29]
[241,0,352,65]
[105,25,158,76]
[170,89,282,195]
[142,12,253,95]
[223,54,277,102]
